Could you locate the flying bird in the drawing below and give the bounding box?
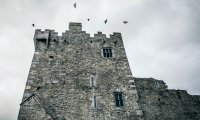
[104,19,107,24]
[32,24,35,27]
[74,3,76,8]
[87,18,90,21]
[123,21,128,24]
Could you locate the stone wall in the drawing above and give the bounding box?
[18,22,200,120]
[18,22,143,120]
[134,77,200,120]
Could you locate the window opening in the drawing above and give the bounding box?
[114,41,117,47]
[94,96,97,108]
[90,76,96,87]
[91,77,94,87]
[114,92,123,107]
[91,96,97,109]
[103,48,112,58]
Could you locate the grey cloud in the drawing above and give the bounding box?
[0,0,200,119]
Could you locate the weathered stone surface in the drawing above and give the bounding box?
[18,22,200,120]
[18,22,142,120]
[134,77,200,120]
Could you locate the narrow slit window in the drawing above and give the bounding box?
[90,76,96,87]
[94,96,97,108]
[90,96,97,109]
[114,92,124,107]
[91,77,94,87]
[102,48,112,58]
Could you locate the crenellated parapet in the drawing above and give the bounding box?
[69,22,82,32]
[33,22,124,51]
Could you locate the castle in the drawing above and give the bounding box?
[18,22,200,120]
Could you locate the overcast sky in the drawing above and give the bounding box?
[0,0,200,119]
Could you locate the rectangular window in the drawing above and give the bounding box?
[103,48,112,58]
[114,92,123,107]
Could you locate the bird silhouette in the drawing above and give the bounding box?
[32,24,35,27]
[74,3,76,8]
[87,18,90,21]
[104,19,107,24]
[123,21,128,24]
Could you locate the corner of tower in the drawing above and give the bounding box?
[111,32,122,39]
[109,32,124,48]
[33,29,51,51]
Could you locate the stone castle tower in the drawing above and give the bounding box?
[18,22,143,120]
[18,22,200,120]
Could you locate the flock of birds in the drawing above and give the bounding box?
[32,2,128,27]
[74,2,128,24]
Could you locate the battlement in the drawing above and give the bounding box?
[69,22,82,32]
[33,22,124,51]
